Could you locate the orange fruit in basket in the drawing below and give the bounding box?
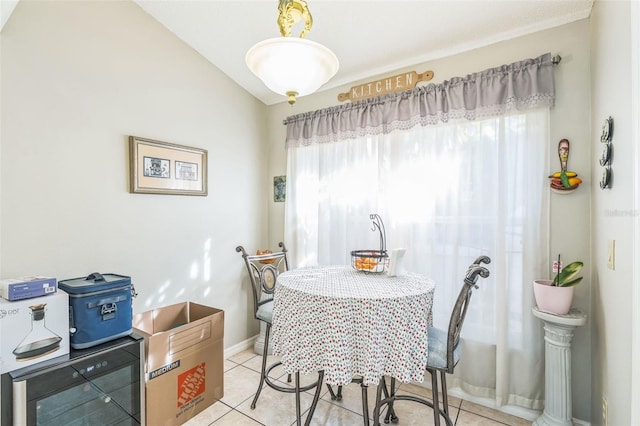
[355,257,378,270]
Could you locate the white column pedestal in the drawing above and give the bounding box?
[253,320,273,355]
[532,307,587,426]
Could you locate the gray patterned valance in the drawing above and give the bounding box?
[284,52,555,148]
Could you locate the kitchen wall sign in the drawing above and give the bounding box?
[338,70,434,102]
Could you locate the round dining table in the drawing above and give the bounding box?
[272,265,436,387]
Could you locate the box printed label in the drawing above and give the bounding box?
[0,308,20,319]
[177,362,206,407]
[149,360,181,380]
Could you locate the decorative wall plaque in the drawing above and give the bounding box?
[600,116,613,189]
[338,70,434,102]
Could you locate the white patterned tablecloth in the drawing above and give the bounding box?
[272,265,435,386]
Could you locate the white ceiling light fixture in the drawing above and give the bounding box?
[246,0,339,106]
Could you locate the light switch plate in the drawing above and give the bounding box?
[607,240,616,270]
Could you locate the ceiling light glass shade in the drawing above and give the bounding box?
[246,36,339,104]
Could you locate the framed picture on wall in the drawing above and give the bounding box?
[274,176,286,202]
[129,136,208,196]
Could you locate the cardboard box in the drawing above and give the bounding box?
[133,302,224,426]
[0,291,70,374]
[0,276,57,301]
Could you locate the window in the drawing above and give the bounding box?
[285,110,549,406]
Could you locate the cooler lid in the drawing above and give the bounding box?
[58,272,131,294]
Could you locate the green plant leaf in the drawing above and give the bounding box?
[557,261,583,285]
[559,276,583,287]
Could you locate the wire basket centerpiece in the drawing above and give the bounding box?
[351,214,389,273]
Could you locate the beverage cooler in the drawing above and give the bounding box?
[1,334,144,426]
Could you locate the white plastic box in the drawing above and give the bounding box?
[0,276,57,301]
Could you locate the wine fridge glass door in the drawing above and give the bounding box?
[10,337,142,426]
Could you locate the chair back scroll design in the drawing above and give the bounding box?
[235,242,289,321]
[445,256,491,373]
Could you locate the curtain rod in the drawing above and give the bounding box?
[283,53,561,125]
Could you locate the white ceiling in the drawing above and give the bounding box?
[0,0,19,30]
[2,1,594,106]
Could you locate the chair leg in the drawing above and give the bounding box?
[373,377,385,426]
[370,376,399,425]
[431,370,441,426]
[251,322,271,409]
[326,384,338,400]
[295,372,302,426]
[440,371,449,416]
[383,377,398,424]
[440,371,454,426]
[326,384,343,401]
[360,383,369,426]
[304,370,325,426]
[383,377,392,424]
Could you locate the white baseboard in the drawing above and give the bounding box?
[224,335,257,359]
[446,387,540,421]
[448,387,590,425]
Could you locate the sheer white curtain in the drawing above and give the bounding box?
[284,110,549,409]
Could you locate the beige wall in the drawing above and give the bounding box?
[590,2,635,426]
[0,1,270,348]
[267,20,594,422]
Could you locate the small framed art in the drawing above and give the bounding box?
[129,136,208,196]
[274,176,286,202]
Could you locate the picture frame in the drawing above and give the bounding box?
[129,136,208,196]
[274,175,286,202]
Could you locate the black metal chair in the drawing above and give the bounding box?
[236,242,324,426]
[372,256,491,426]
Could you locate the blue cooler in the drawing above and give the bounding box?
[58,272,136,349]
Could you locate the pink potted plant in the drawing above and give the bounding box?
[533,255,583,315]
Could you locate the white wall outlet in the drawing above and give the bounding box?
[607,240,616,270]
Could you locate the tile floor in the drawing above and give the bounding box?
[184,349,532,426]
